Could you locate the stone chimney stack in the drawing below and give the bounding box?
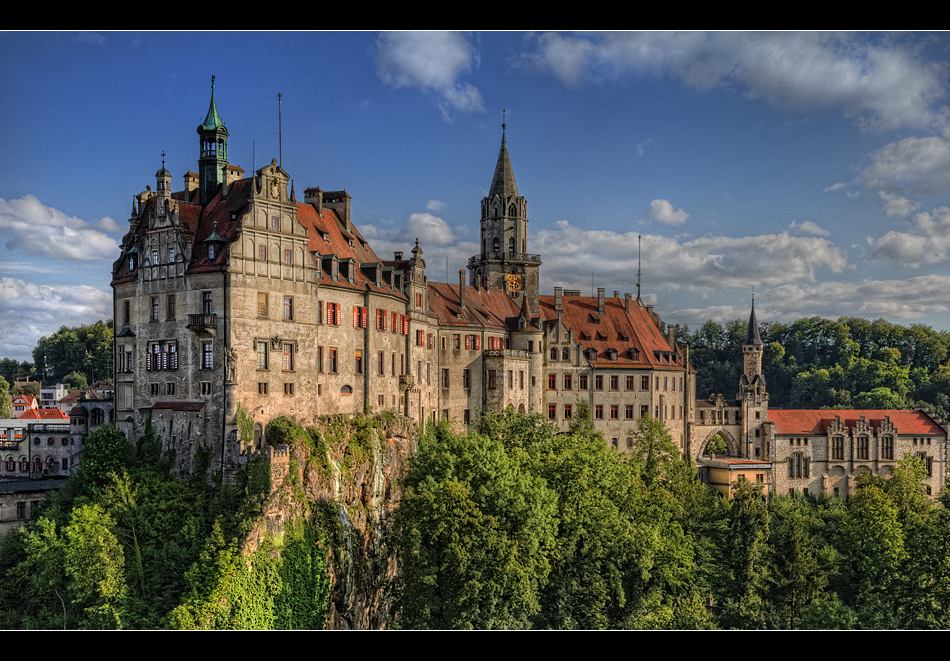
[459,269,467,310]
[555,286,563,314]
[614,290,620,298]
[624,292,631,312]
[667,324,676,349]
[597,287,605,315]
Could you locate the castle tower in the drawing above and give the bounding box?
[197,76,229,205]
[740,299,765,398]
[468,119,541,314]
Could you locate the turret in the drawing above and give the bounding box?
[197,76,229,205]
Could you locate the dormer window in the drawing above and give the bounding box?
[208,244,215,260]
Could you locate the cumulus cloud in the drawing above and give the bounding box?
[517,32,947,130]
[532,220,847,293]
[788,220,830,236]
[871,205,950,267]
[0,277,112,361]
[823,182,847,193]
[426,199,445,212]
[879,191,919,217]
[668,275,950,328]
[863,134,950,195]
[647,199,689,225]
[0,195,119,262]
[375,31,485,121]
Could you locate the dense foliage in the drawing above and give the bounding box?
[392,410,950,629]
[32,321,114,385]
[680,316,950,419]
[0,423,330,629]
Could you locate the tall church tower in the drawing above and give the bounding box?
[197,76,229,205]
[468,119,541,314]
[739,299,766,399]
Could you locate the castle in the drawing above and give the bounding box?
[112,85,946,496]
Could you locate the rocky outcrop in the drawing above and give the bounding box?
[243,415,416,630]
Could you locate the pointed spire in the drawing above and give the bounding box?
[744,295,763,346]
[489,110,519,200]
[201,75,225,131]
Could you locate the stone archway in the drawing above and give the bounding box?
[698,428,741,457]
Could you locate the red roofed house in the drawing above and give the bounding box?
[112,84,696,477]
[692,303,947,498]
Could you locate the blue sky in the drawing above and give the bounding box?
[4,31,950,362]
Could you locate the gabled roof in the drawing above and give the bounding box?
[539,294,691,371]
[427,282,521,330]
[17,409,68,420]
[768,409,945,435]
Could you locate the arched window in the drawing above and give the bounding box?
[509,203,517,217]
[47,437,54,447]
[493,237,500,253]
[562,348,570,361]
[341,385,353,395]
[550,348,558,361]
[91,408,104,425]
[32,458,41,472]
[508,237,515,255]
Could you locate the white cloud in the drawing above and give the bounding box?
[636,139,652,157]
[0,278,112,361]
[647,199,689,226]
[375,31,485,121]
[871,205,950,267]
[668,275,950,327]
[517,32,948,130]
[532,220,846,293]
[879,191,919,217]
[0,195,119,261]
[426,199,445,212]
[788,220,830,236]
[863,134,950,195]
[823,182,847,193]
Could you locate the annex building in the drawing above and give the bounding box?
[112,86,946,496]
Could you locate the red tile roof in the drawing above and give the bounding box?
[427,282,522,330]
[768,409,945,435]
[17,409,68,420]
[539,294,691,371]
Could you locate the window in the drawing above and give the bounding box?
[464,409,471,425]
[259,382,269,395]
[625,375,634,391]
[857,436,869,460]
[788,454,810,479]
[271,216,279,231]
[579,375,588,390]
[202,291,213,315]
[882,436,894,460]
[563,374,572,390]
[625,405,634,420]
[169,247,175,263]
[150,382,160,396]
[151,249,159,265]
[610,405,619,420]
[548,404,557,420]
[351,349,363,375]
[508,370,513,388]
[283,296,294,321]
[463,369,471,389]
[595,375,603,391]
[202,342,213,369]
[548,374,556,390]
[201,381,212,395]
[832,436,844,460]
[151,296,159,321]
[328,348,338,373]
[641,405,649,419]
[641,376,649,390]
[167,294,176,320]
[551,348,558,361]
[282,343,294,371]
[284,249,292,266]
[327,302,341,325]
[487,370,496,390]
[317,346,324,372]
[258,292,268,317]
[595,405,604,420]
[610,375,619,391]
[284,383,294,396]
[123,300,130,325]
[564,404,572,420]
[256,341,268,369]
[259,244,267,261]
[442,369,450,389]
[378,352,384,375]
[453,334,461,349]
[207,243,215,260]
[562,347,570,361]
[377,308,387,331]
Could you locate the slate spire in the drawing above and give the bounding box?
[488,113,519,200]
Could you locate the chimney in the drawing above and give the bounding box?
[459,269,466,310]
[597,288,605,315]
[220,164,228,198]
[667,323,675,349]
[554,286,563,313]
[624,292,631,312]
[394,251,403,261]
[613,291,620,298]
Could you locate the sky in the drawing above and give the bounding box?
[4,31,950,362]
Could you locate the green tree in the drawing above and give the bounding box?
[0,375,12,419]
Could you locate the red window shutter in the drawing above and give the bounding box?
[465,335,470,350]
[361,307,368,328]
[354,306,360,327]
[391,311,397,333]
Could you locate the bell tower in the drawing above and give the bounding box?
[197,76,229,205]
[468,115,541,313]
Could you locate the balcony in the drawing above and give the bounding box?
[483,349,530,360]
[468,252,542,267]
[187,313,217,332]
